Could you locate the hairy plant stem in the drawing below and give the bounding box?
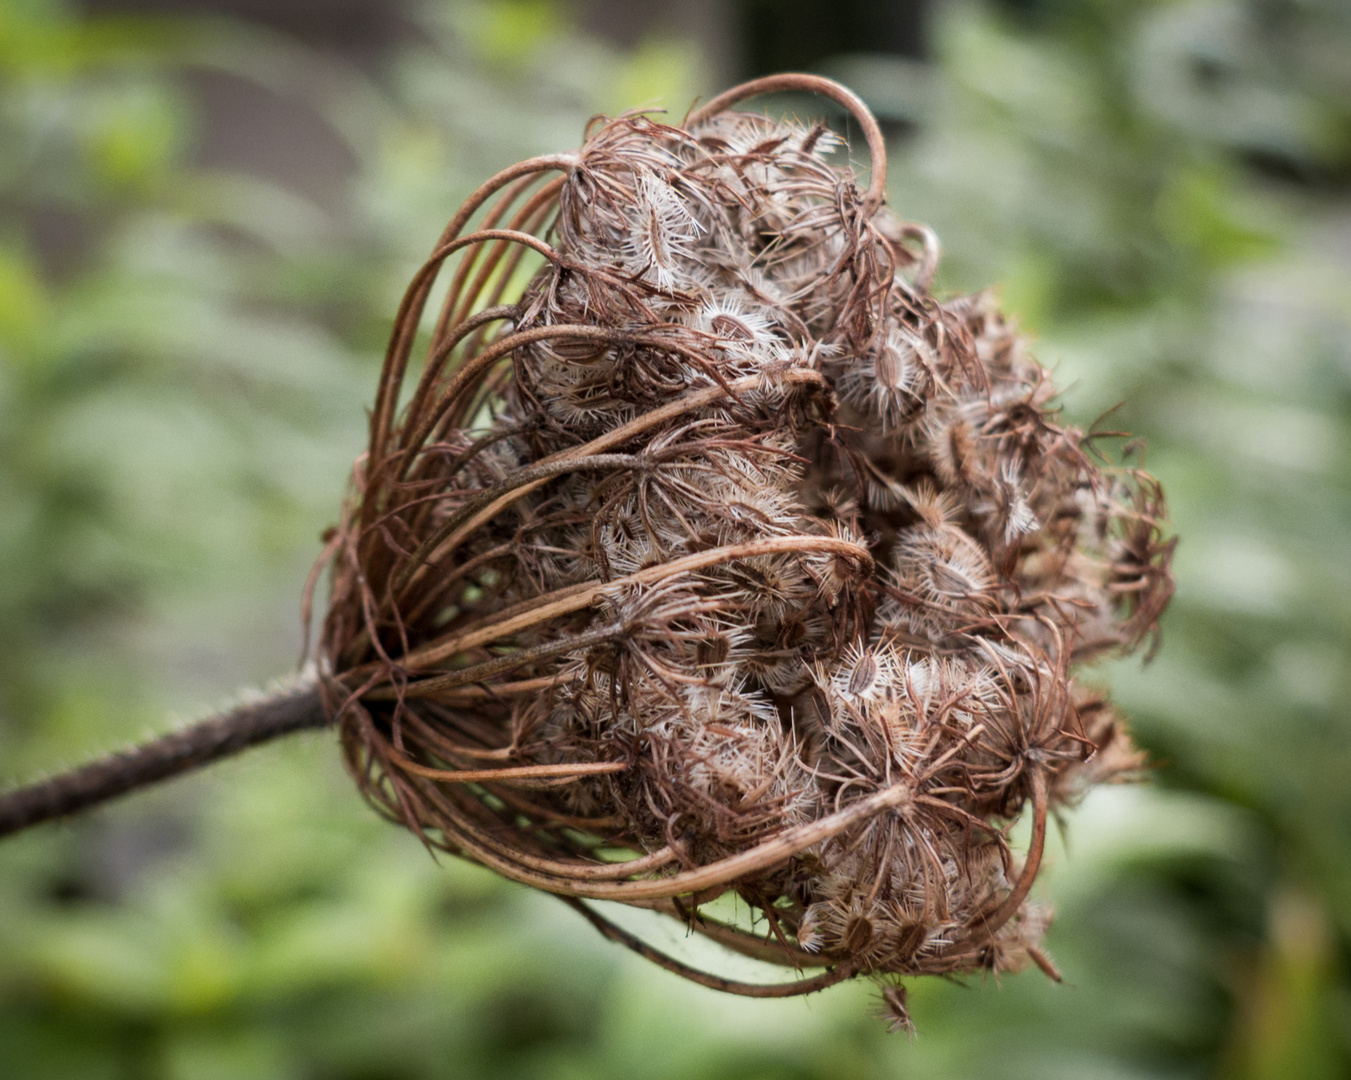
[0,683,329,839]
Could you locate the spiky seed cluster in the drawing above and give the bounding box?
[317,75,1174,1017]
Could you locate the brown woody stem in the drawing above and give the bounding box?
[0,683,329,840]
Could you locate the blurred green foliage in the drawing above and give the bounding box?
[1,0,1349,1077]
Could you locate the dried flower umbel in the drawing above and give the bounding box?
[316,74,1174,1024]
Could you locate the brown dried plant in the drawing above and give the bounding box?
[313,74,1175,1025]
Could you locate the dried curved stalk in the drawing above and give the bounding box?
[687,72,888,212]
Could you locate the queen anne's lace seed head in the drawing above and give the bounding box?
[317,75,1175,1025]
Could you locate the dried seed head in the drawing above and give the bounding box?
[316,74,1174,1026]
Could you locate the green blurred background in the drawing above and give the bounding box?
[1,0,1349,1076]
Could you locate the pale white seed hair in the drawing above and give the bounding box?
[628,170,704,291]
[997,459,1040,542]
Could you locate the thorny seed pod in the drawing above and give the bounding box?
[315,74,1174,1020]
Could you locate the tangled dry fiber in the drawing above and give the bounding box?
[315,74,1174,1027]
